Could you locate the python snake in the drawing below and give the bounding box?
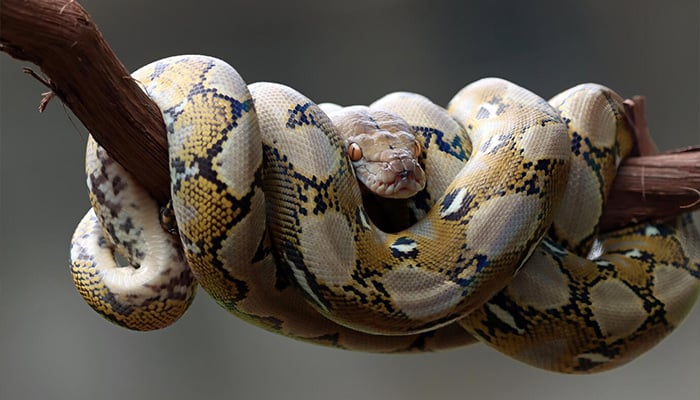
[70,55,700,373]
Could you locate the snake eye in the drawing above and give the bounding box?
[348,142,363,161]
[412,140,422,157]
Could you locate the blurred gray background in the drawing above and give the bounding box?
[1,0,698,399]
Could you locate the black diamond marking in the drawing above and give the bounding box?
[274,259,294,291]
[252,233,270,263]
[440,189,476,221]
[263,143,342,217]
[119,217,135,236]
[452,253,489,288]
[390,237,418,260]
[480,293,528,336]
[112,175,126,196]
[541,244,608,339]
[534,158,552,171]
[566,124,619,213]
[512,158,563,196]
[413,126,469,161]
[282,240,333,311]
[248,314,285,331]
[344,261,396,314]
[349,259,383,289]
[174,164,263,304]
[408,187,433,218]
[340,283,396,314]
[354,207,372,232]
[371,280,391,299]
[162,90,252,134]
[405,332,430,351]
[573,342,624,372]
[307,333,341,348]
[286,102,320,129]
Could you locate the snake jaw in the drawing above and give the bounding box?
[355,155,426,199]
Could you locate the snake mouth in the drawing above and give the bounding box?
[386,174,424,198]
[358,159,426,199]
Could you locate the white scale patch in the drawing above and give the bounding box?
[644,226,661,236]
[486,302,524,334]
[587,239,604,260]
[440,188,469,219]
[614,152,622,168]
[391,240,417,255]
[357,207,371,230]
[480,102,501,119]
[283,252,329,313]
[542,239,568,257]
[624,249,643,258]
[577,352,612,364]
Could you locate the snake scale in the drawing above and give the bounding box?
[69,55,700,373]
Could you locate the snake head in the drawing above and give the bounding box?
[327,105,426,199]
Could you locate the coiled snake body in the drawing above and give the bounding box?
[70,55,700,373]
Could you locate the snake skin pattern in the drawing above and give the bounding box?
[70,55,700,373]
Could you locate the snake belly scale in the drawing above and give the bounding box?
[70,55,699,373]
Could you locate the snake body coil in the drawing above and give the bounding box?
[70,55,699,373]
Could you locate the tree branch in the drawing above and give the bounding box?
[601,146,700,231]
[1,0,698,233]
[1,0,170,203]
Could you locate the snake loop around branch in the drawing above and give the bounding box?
[70,55,699,373]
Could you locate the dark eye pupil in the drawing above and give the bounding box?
[348,143,362,161]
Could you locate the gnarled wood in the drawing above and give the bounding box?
[1,0,170,203]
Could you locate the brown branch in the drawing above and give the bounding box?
[600,147,700,231]
[1,0,698,232]
[1,0,170,204]
[598,96,700,231]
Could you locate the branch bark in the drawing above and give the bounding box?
[600,147,700,231]
[1,0,698,232]
[1,0,170,203]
